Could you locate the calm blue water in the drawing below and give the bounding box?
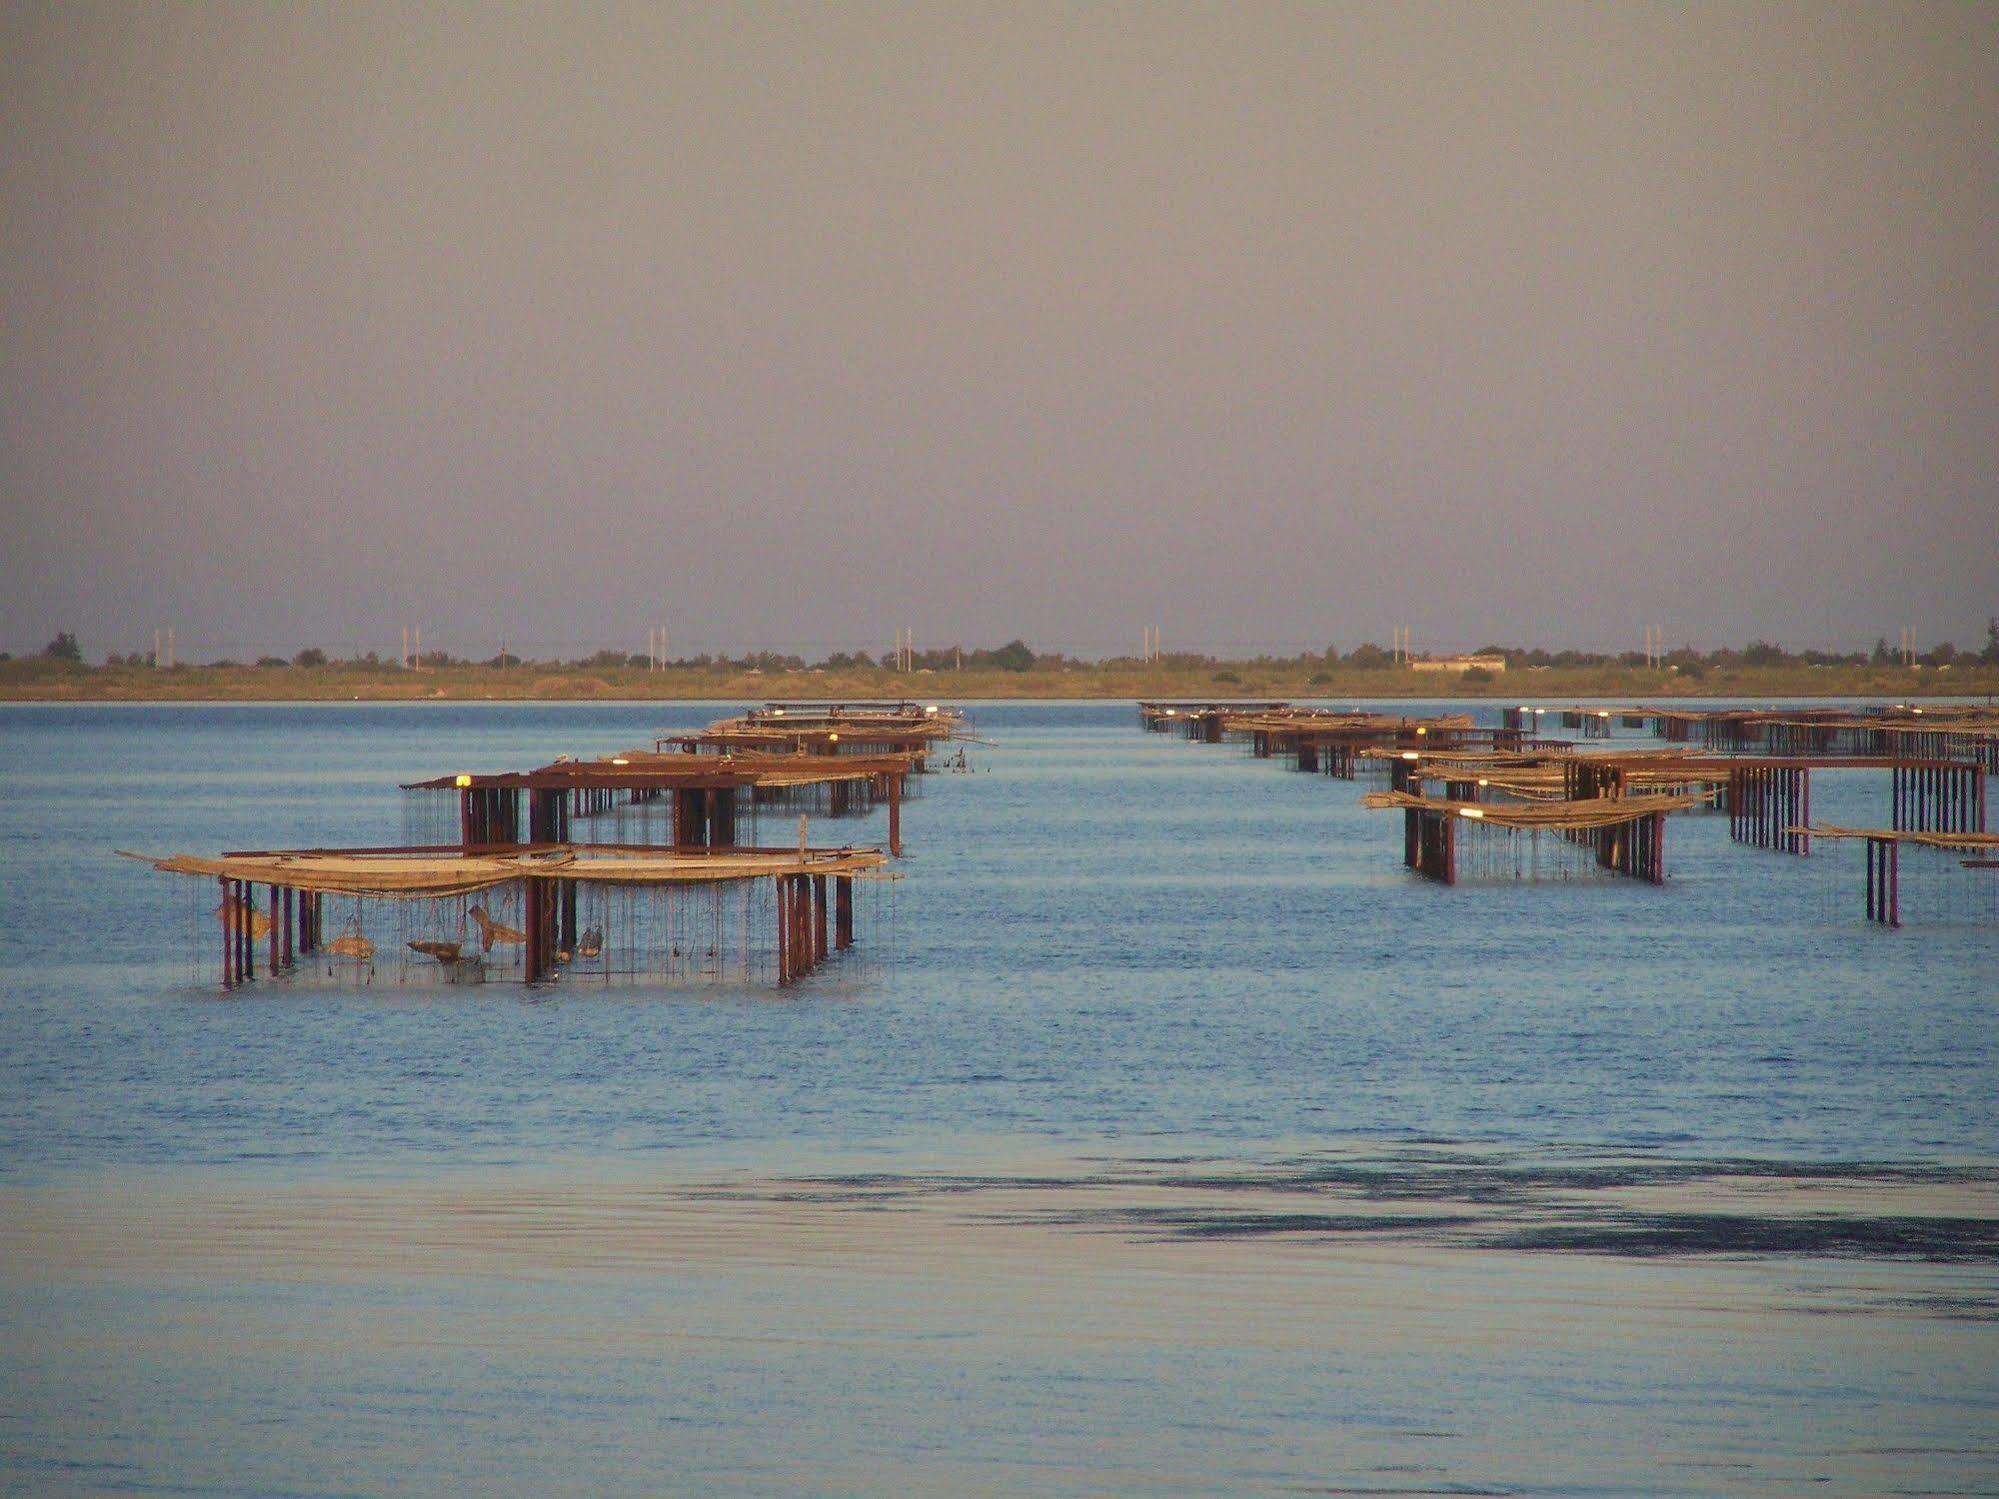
[1,700,1995,1496]
[1,700,1992,1180]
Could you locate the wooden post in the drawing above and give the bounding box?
[813,875,828,962]
[775,877,791,985]
[220,877,234,988]
[236,879,250,986]
[835,876,853,950]
[524,879,551,981]
[791,875,806,976]
[1887,839,1899,928]
[887,774,902,857]
[790,876,802,979]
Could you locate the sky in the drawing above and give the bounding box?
[2,1,1994,662]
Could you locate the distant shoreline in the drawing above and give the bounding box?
[3,661,1994,704]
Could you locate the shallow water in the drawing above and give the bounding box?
[1,700,1994,1494]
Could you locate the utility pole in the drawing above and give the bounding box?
[402,626,409,670]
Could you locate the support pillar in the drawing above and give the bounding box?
[239,881,255,982]
[524,879,553,981]
[835,876,854,950]
[787,879,803,975]
[674,788,706,847]
[775,877,791,986]
[1866,837,1901,928]
[220,877,235,989]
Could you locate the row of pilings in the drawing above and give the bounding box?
[1864,837,1901,928]
[199,700,964,991]
[1729,765,1811,855]
[1152,703,1994,908]
[1563,759,1668,883]
[1892,763,1986,832]
[774,872,855,986]
[1592,811,1667,882]
[220,881,324,990]
[1501,705,1999,773]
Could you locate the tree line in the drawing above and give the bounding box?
[11,623,1999,673]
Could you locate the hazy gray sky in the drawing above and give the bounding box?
[3,1,1993,660]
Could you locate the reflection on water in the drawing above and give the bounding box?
[1,702,1995,1494]
[11,1147,1999,1276]
[3,1149,1997,1495]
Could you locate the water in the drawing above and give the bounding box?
[1,700,1995,1494]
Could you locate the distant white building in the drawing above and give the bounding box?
[1407,654,1507,674]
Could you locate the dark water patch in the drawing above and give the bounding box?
[1500,1211,1999,1261]
[1848,1294,1999,1322]
[1029,1201,1999,1262]
[1153,1157,1999,1203]
[737,1152,1999,1267]
[1025,1207,1485,1241]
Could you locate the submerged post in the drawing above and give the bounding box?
[220,877,234,989]
[524,878,553,981]
[775,876,790,985]
[239,881,254,982]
